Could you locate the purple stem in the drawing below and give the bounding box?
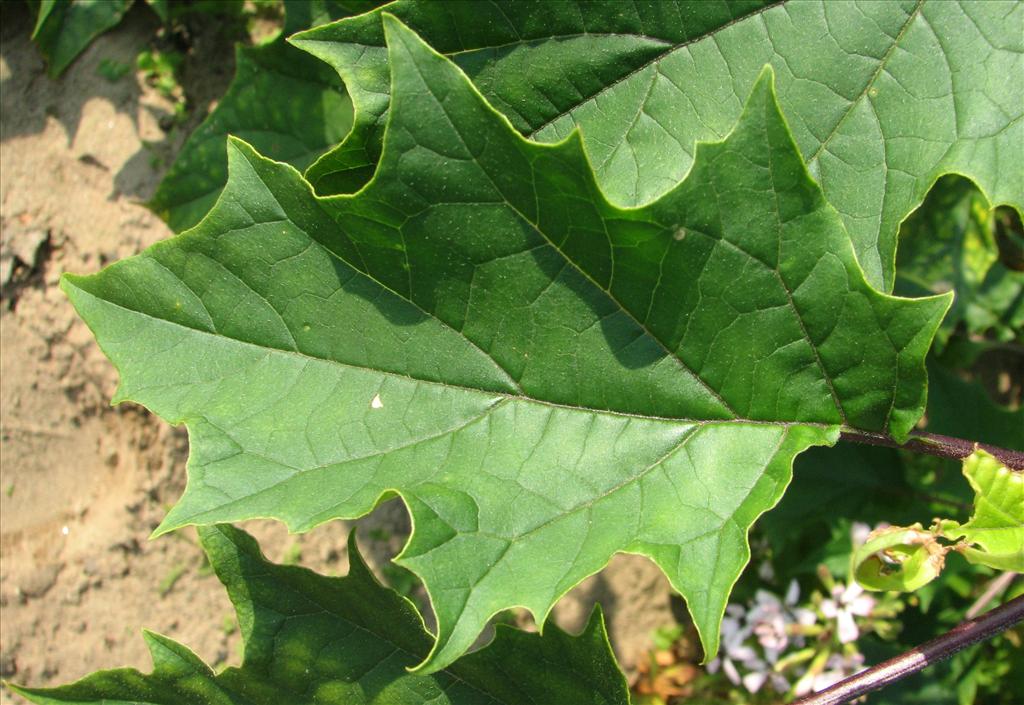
[840,428,1024,470]
[792,594,1024,705]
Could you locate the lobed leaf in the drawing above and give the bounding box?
[62,17,948,671]
[294,0,1024,291]
[292,1,770,194]
[10,525,629,704]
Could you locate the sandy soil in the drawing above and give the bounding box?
[0,4,675,698]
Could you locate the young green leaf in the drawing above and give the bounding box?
[293,0,1024,291]
[852,450,1023,592]
[853,524,948,592]
[939,451,1024,572]
[62,17,948,671]
[30,0,132,78]
[149,0,362,233]
[9,524,629,704]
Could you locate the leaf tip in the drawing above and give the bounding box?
[380,12,431,63]
[344,528,378,583]
[149,514,184,540]
[2,682,30,701]
[141,629,216,675]
[225,134,259,163]
[379,11,405,34]
[755,63,776,88]
[581,602,610,639]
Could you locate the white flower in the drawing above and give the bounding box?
[795,606,818,627]
[812,652,866,692]
[850,521,872,548]
[708,583,807,694]
[821,581,876,643]
[743,671,767,693]
[708,605,764,690]
[748,580,803,657]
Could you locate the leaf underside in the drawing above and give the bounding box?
[294,0,1024,291]
[63,17,948,671]
[11,525,629,705]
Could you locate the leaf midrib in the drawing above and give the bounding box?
[395,43,739,418]
[74,279,835,430]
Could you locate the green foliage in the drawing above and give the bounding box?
[853,524,948,592]
[28,0,188,77]
[853,451,1023,592]
[149,0,359,232]
[938,452,1024,571]
[10,525,629,705]
[135,47,182,98]
[61,16,952,670]
[13,1,1024,700]
[898,176,1024,349]
[293,0,1024,291]
[95,57,131,82]
[31,0,133,78]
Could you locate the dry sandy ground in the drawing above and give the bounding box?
[0,4,674,699]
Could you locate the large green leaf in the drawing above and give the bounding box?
[30,0,133,78]
[148,0,363,233]
[62,17,948,671]
[10,525,629,704]
[294,0,1024,290]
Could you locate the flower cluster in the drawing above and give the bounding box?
[704,524,903,698]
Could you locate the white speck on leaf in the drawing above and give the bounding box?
[371,394,383,409]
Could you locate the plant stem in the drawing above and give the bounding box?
[840,428,1024,470]
[791,594,1024,705]
[966,572,1017,619]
